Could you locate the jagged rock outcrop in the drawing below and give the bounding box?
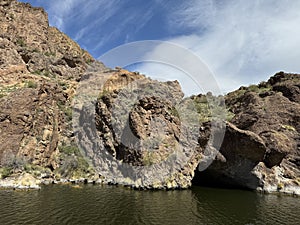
[194,122,267,189]
[95,70,184,164]
[74,69,207,189]
[195,72,300,194]
[0,0,299,194]
[0,0,208,189]
[0,0,97,182]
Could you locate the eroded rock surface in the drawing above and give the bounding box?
[74,69,207,189]
[0,0,98,182]
[0,1,299,193]
[195,72,300,195]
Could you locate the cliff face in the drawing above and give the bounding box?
[194,72,300,194]
[0,0,98,181]
[0,1,299,193]
[90,70,206,188]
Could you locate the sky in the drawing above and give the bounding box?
[20,0,300,95]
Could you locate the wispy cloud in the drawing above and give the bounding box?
[44,0,154,55]
[26,0,300,94]
[159,0,300,93]
[46,0,82,30]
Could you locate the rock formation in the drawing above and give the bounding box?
[0,0,299,194]
[73,69,207,189]
[0,0,97,183]
[194,72,300,195]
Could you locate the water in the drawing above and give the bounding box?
[0,184,299,225]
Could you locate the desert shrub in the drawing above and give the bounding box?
[58,81,69,90]
[58,145,80,156]
[56,148,91,178]
[26,80,37,88]
[33,70,42,75]
[142,152,156,166]
[64,107,73,121]
[32,69,52,77]
[43,70,51,77]
[44,51,56,57]
[0,167,12,179]
[86,58,94,65]
[9,13,14,20]
[16,38,26,47]
[169,107,179,118]
[248,84,271,94]
[248,84,260,92]
[57,101,72,121]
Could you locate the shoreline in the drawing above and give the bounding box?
[1,173,299,197]
[0,173,104,190]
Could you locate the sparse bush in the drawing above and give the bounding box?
[143,152,156,166]
[32,69,52,77]
[1,153,25,171]
[16,38,26,47]
[58,81,69,90]
[44,51,56,57]
[26,80,37,89]
[86,58,94,65]
[64,107,73,121]
[56,145,91,179]
[33,70,42,75]
[169,107,179,118]
[58,144,80,156]
[24,163,33,172]
[57,101,72,121]
[226,111,235,121]
[0,167,12,179]
[99,89,110,98]
[43,70,51,77]
[248,84,259,92]
[247,83,271,94]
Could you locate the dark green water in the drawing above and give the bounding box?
[0,185,299,225]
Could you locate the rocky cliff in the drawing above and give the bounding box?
[0,0,98,185]
[194,72,300,194]
[0,0,299,194]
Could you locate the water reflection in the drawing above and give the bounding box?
[0,185,299,225]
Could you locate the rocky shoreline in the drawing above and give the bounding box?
[0,173,103,190]
[1,173,300,198]
[0,1,299,196]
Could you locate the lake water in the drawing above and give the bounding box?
[0,184,299,225]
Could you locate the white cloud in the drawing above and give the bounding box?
[155,0,300,93]
[40,0,300,94]
[131,62,211,97]
[46,0,154,53]
[47,0,82,30]
[90,5,153,51]
[112,40,223,96]
[47,0,122,31]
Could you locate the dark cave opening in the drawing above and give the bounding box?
[191,167,250,190]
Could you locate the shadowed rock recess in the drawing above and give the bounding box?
[0,1,299,194]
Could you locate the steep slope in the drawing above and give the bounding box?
[0,0,299,194]
[0,0,208,189]
[195,72,300,195]
[0,0,99,183]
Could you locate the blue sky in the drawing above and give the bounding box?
[20,0,300,94]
